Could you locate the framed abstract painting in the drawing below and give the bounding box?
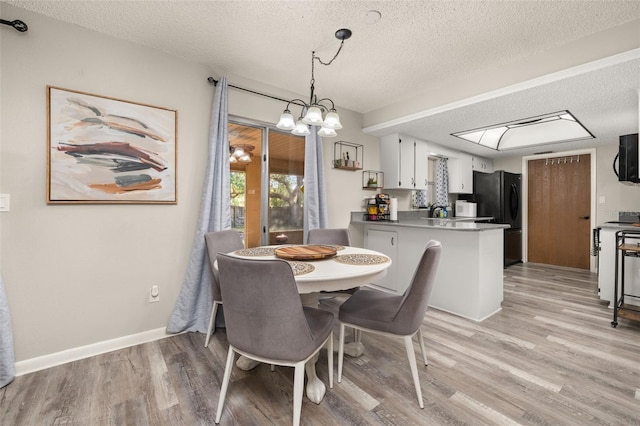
[47,86,177,204]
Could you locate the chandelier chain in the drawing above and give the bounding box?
[310,39,346,103]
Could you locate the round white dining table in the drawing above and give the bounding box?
[223,245,391,404]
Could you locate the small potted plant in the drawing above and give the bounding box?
[367,177,378,188]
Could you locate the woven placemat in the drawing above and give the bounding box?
[320,244,345,251]
[333,254,390,265]
[233,247,276,256]
[287,261,315,276]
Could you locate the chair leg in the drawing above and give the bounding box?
[417,327,428,366]
[215,346,235,423]
[293,362,305,426]
[327,331,333,389]
[404,335,424,409]
[338,323,345,383]
[205,301,219,348]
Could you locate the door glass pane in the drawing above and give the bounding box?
[229,122,262,248]
[228,121,304,247]
[267,130,305,244]
[230,171,246,239]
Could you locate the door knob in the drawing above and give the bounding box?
[581,216,590,220]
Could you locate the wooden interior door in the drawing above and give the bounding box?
[528,155,591,269]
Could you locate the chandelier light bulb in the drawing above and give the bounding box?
[302,106,324,125]
[276,110,296,130]
[292,119,311,136]
[322,110,342,130]
[317,126,337,137]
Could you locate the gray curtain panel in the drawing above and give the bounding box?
[167,77,231,334]
[0,274,16,388]
[435,158,449,206]
[303,129,329,242]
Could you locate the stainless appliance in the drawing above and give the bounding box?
[615,133,640,184]
[472,170,522,267]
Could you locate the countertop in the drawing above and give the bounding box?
[599,222,640,230]
[351,213,510,232]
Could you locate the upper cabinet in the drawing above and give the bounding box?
[448,153,473,194]
[380,134,429,190]
[472,156,494,173]
[379,135,493,194]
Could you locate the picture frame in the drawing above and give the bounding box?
[47,86,177,204]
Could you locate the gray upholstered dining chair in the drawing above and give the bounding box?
[215,254,334,426]
[337,240,441,409]
[307,228,351,246]
[203,230,244,347]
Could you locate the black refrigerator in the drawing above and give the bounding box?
[473,170,522,267]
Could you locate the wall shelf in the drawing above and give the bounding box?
[333,141,363,170]
[362,170,384,189]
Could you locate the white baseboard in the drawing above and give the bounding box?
[15,327,173,376]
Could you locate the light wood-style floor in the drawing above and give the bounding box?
[2,263,640,425]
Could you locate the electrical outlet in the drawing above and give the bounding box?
[149,285,160,303]
[0,194,9,212]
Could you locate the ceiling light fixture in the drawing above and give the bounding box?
[276,28,352,138]
[229,144,254,163]
[451,110,594,151]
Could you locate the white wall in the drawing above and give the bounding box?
[0,5,378,364]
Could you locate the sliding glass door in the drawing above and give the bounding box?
[228,120,305,247]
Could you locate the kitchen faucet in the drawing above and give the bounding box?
[431,205,448,218]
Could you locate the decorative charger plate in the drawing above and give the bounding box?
[275,245,337,260]
[333,254,390,265]
[317,244,345,251]
[233,247,276,256]
[287,261,315,276]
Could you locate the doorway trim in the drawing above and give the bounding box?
[521,148,597,272]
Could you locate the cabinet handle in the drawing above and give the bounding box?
[391,237,394,246]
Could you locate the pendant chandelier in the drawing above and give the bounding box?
[276,28,352,138]
[229,144,254,163]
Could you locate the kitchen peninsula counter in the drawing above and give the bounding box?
[350,216,508,232]
[351,211,507,321]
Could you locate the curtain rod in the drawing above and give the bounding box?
[207,77,305,108]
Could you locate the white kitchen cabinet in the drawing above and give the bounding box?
[365,229,399,292]
[472,156,494,173]
[380,134,429,189]
[448,153,473,193]
[414,140,430,190]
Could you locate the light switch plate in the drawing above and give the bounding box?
[0,194,9,212]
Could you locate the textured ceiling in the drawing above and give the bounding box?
[3,0,640,157]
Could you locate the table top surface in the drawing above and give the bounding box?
[226,245,392,293]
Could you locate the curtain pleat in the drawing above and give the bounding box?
[167,77,230,334]
[303,129,329,242]
[435,158,449,206]
[0,274,15,388]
